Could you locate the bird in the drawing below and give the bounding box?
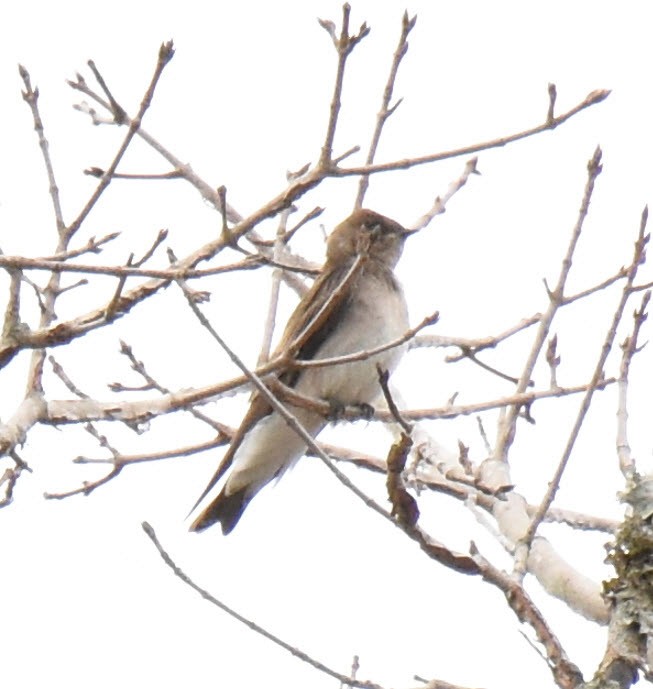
[189,208,411,534]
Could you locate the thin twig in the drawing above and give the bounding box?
[452,346,529,386]
[18,65,65,232]
[318,5,370,168]
[45,436,229,500]
[417,264,631,360]
[415,313,542,353]
[87,59,127,122]
[411,157,479,231]
[377,365,412,435]
[279,206,324,245]
[257,206,293,366]
[84,168,184,180]
[116,340,229,433]
[142,521,387,689]
[616,290,650,478]
[0,253,269,280]
[19,43,174,395]
[495,146,604,464]
[72,437,227,466]
[516,206,649,575]
[355,11,416,208]
[134,229,169,266]
[44,464,123,499]
[49,355,89,398]
[69,81,242,223]
[105,254,133,321]
[336,90,610,177]
[41,232,121,260]
[68,43,175,238]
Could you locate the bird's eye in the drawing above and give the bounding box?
[362,221,382,233]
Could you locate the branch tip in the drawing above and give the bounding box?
[588,145,603,176]
[159,40,175,63]
[317,18,337,41]
[546,82,557,123]
[586,88,611,105]
[403,11,418,32]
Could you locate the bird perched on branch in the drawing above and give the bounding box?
[189,208,411,534]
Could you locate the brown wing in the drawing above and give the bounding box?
[188,257,364,523]
[274,256,364,386]
[188,393,273,516]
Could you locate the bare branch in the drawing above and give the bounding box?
[414,313,541,353]
[257,207,294,366]
[105,254,133,321]
[0,253,265,280]
[73,437,227,466]
[41,232,121,260]
[86,59,127,123]
[49,355,89,398]
[377,365,413,435]
[319,4,370,168]
[472,544,584,689]
[69,73,242,222]
[18,65,65,232]
[355,10,416,208]
[494,146,605,466]
[336,90,610,177]
[411,157,479,231]
[45,464,123,500]
[68,42,175,238]
[142,521,387,689]
[616,289,650,478]
[39,372,615,435]
[516,206,649,575]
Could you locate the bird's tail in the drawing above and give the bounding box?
[189,486,250,535]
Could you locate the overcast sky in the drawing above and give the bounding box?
[2,2,652,688]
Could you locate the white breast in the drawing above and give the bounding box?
[296,270,409,404]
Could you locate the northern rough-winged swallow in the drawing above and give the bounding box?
[189,209,410,534]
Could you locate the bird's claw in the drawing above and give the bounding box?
[353,402,375,420]
[325,400,375,422]
[326,399,346,421]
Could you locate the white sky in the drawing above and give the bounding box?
[1,1,652,688]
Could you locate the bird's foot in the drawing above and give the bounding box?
[352,402,375,420]
[325,399,346,422]
[325,400,375,422]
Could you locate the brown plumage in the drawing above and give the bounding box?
[189,209,410,534]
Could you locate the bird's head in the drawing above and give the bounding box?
[326,209,411,269]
